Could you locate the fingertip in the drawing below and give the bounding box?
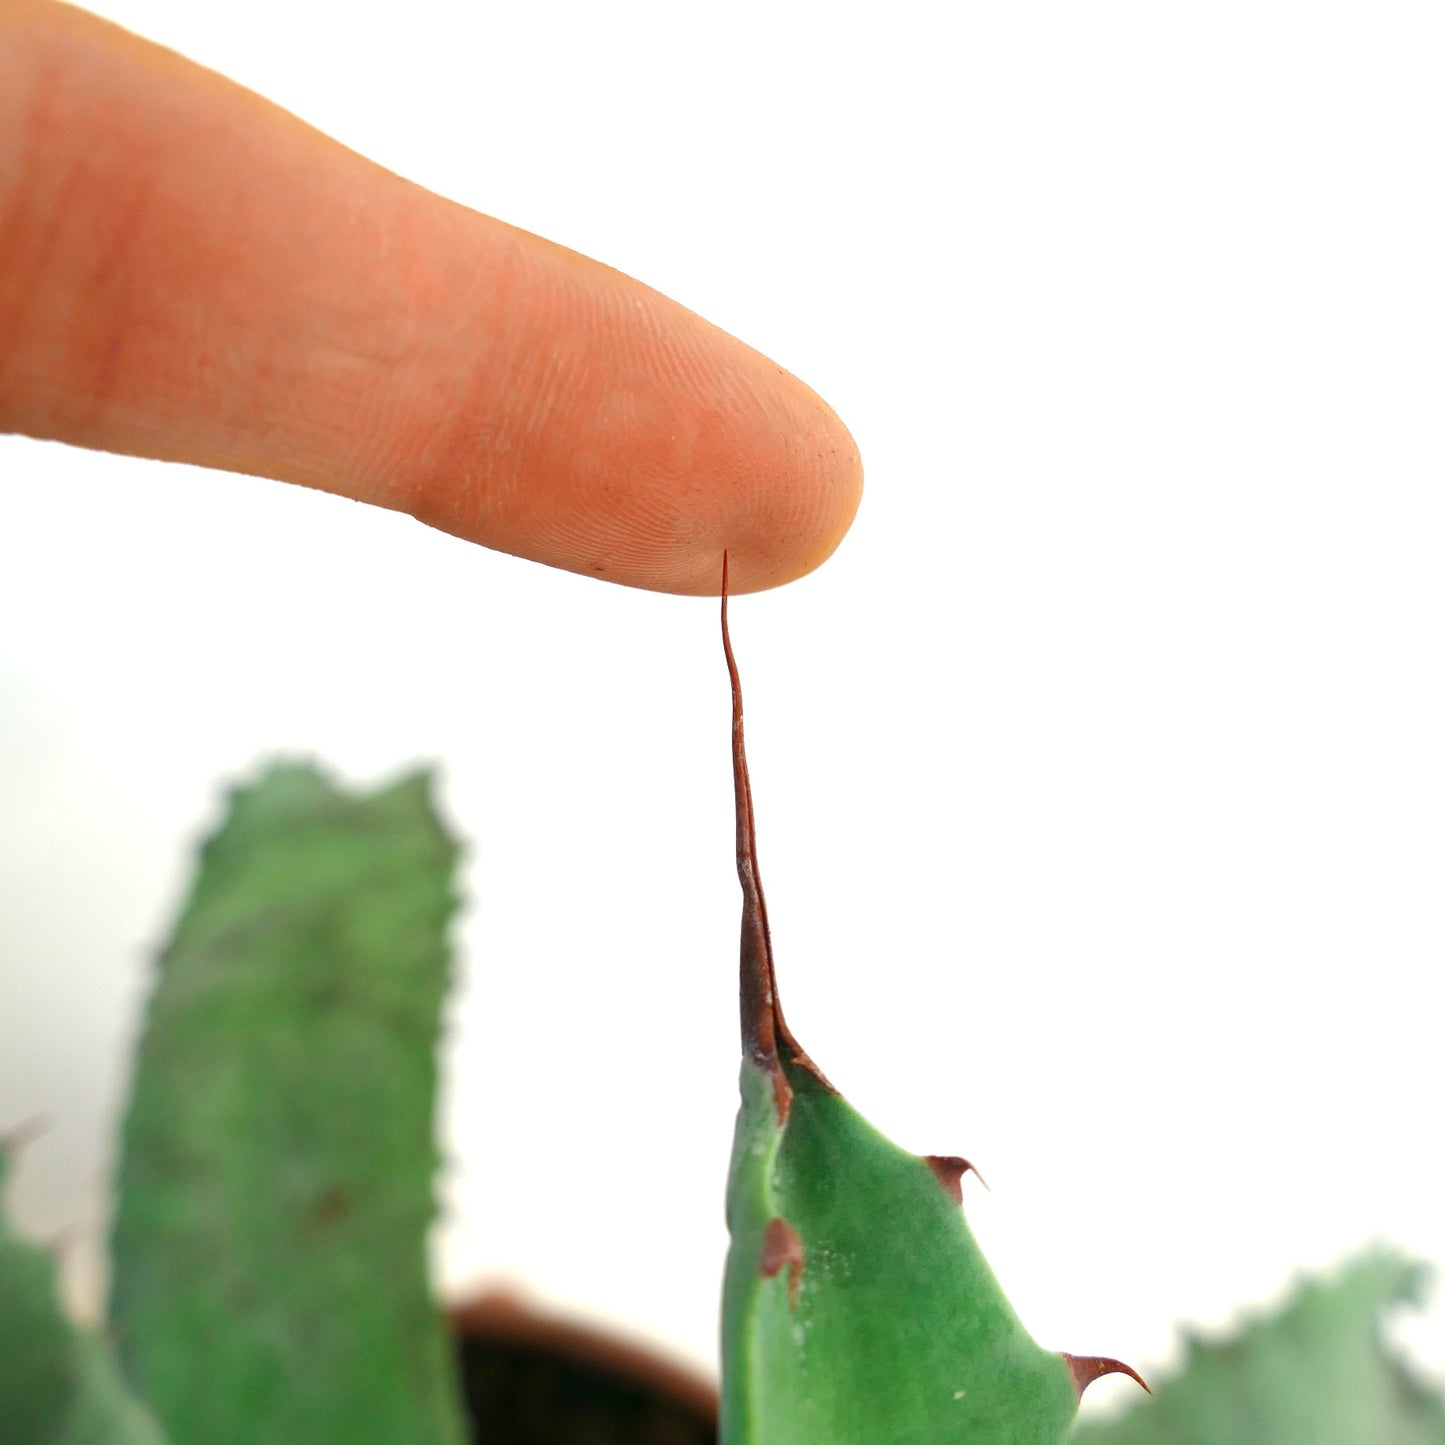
[0,2,862,595]
[699,378,865,598]
[394,230,864,596]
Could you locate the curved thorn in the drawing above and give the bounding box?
[1061,1353,1151,1398]
[924,1155,990,1204]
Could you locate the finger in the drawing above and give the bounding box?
[0,1,862,595]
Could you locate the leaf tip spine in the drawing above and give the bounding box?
[924,1154,990,1204]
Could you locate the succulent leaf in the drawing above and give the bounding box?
[1072,1250,1445,1444]
[0,1147,167,1445]
[108,763,466,1445]
[717,573,1134,1443]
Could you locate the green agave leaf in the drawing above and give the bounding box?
[717,578,1140,1444]
[0,1144,167,1445]
[1073,1250,1445,1444]
[108,763,466,1445]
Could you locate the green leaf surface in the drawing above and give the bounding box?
[108,762,466,1445]
[1073,1250,1445,1444]
[0,1149,167,1445]
[716,584,1127,1443]
[722,1059,1080,1444]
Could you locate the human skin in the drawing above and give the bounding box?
[0,0,862,595]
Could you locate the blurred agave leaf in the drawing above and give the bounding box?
[0,1146,167,1445]
[1073,1250,1445,1444]
[108,763,466,1445]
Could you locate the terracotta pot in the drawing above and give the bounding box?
[451,1291,719,1444]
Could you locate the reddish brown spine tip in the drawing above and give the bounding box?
[924,1155,989,1204]
[721,554,832,1116]
[759,1217,805,1309]
[1061,1354,1151,1399]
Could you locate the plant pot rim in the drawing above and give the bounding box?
[449,1287,719,1427]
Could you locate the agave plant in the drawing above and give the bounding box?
[715,570,1142,1443]
[2,581,1441,1443]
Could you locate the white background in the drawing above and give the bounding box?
[2,0,1442,1419]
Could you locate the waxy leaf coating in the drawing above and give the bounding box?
[722,1059,1081,1442]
